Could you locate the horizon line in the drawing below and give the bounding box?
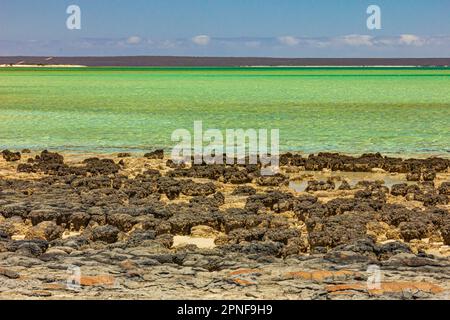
[1,56,450,67]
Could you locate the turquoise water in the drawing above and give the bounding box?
[0,67,449,156]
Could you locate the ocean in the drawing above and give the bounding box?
[0,67,449,156]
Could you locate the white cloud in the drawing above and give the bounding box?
[376,38,397,46]
[158,40,179,49]
[245,41,261,48]
[278,36,300,46]
[304,38,330,48]
[399,34,425,46]
[126,36,142,45]
[339,35,374,46]
[192,35,211,46]
[3,34,450,57]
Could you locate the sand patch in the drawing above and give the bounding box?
[172,236,216,249]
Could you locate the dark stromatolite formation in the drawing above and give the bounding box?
[1,150,21,162]
[0,150,449,299]
[1,151,448,251]
[281,152,449,175]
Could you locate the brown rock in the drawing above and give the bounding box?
[285,270,358,282]
[80,275,115,286]
[25,221,64,241]
[1,150,21,162]
[0,267,20,279]
[327,281,444,295]
[144,149,164,159]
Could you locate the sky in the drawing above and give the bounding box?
[0,0,449,57]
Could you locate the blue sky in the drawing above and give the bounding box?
[1,0,449,57]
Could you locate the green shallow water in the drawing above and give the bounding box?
[0,67,449,156]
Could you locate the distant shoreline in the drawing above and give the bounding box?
[1,64,444,69]
[0,56,449,67]
[0,64,86,68]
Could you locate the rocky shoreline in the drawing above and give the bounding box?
[0,149,449,300]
